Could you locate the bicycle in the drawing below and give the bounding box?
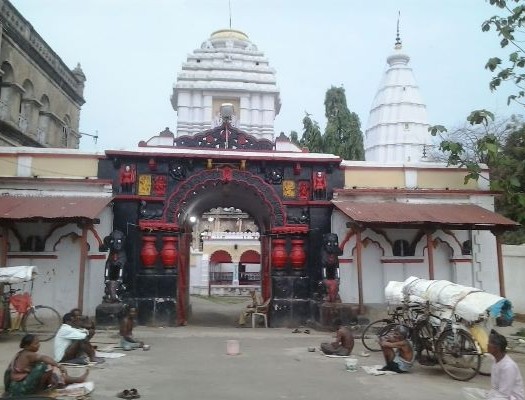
[0,266,61,342]
[361,302,425,352]
[410,305,482,381]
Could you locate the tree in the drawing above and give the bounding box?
[428,116,518,163]
[483,0,525,106]
[429,1,525,243]
[300,112,323,153]
[323,86,365,160]
[289,130,301,147]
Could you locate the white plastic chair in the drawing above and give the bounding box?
[251,298,271,328]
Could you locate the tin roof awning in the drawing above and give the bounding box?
[332,201,519,231]
[0,195,113,221]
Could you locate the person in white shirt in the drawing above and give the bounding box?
[487,329,524,400]
[54,313,103,365]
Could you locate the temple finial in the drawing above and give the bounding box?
[395,11,402,49]
[229,0,232,29]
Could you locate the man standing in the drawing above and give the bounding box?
[119,306,145,350]
[320,318,355,356]
[54,313,103,364]
[487,329,524,400]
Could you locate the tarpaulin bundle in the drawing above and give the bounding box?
[385,276,513,323]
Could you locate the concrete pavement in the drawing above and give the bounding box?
[1,296,524,400]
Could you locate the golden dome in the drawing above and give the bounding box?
[210,29,249,41]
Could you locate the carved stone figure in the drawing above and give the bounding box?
[102,230,127,303]
[321,233,343,280]
[169,162,187,181]
[265,167,283,185]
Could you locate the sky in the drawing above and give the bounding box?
[10,0,525,151]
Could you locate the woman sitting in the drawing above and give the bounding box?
[4,334,88,397]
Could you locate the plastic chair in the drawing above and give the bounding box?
[251,297,271,328]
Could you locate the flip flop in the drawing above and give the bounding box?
[117,389,133,399]
[129,388,141,399]
[303,329,310,334]
[292,328,300,333]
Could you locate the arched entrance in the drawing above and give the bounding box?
[162,167,284,325]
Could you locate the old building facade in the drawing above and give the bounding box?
[0,0,86,148]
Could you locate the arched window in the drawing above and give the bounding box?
[393,239,413,256]
[461,240,472,256]
[62,115,71,147]
[37,95,50,144]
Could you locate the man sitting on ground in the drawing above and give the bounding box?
[54,313,103,365]
[379,325,414,373]
[70,308,96,344]
[320,318,355,356]
[119,306,144,350]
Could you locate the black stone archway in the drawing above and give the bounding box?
[101,124,344,328]
[164,167,286,229]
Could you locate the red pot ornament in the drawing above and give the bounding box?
[140,235,158,268]
[161,236,178,269]
[290,239,306,270]
[271,239,288,270]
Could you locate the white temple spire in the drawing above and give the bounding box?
[364,20,432,164]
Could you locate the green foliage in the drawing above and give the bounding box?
[289,130,301,147]
[482,0,525,105]
[323,86,365,160]
[300,112,324,153]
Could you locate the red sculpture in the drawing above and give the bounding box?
[271,239,288,270]
[120,165,136,193]
[298,181,310,200]
[312,171,327,200]
[323,279,341,303]
[153,175,167,196]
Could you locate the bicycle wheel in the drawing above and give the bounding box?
[361,319,396,352]
[435,328,481,381]
[22,305,61,342]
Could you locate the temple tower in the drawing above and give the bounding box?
[171,29,281,141]
[364,28,432,163]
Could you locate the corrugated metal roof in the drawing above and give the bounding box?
[332,201,519,229]
[0,195,112,220]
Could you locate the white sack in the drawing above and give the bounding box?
[0,266,38,284]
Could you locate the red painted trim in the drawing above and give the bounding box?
[78,226,88,310]
[138,221,180,231]
[427,232,435,280]
[270,225,309,234]
[7,254,58,259]
[356,231,363,314]
[282,200,333,206]
[341,165,489,172]
[381,258,425,264]
[339,229,355,252]
[87,254,107,260]
[339,258,353,263]
[0,152,106,160]
[105,149,341,163]
[496,234,505,297]
[0,177,113,185]
[334,188,500,196]
[0,227,8,267]
[114,195,165,202]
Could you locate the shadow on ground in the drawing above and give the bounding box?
[187,295,248,327]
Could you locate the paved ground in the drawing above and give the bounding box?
[1,296,524,400]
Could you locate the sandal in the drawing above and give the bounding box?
[292,328,300,333]
[129,388,141,399]
[117,389,133,399]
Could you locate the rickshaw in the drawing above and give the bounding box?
[0,266,61,341]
